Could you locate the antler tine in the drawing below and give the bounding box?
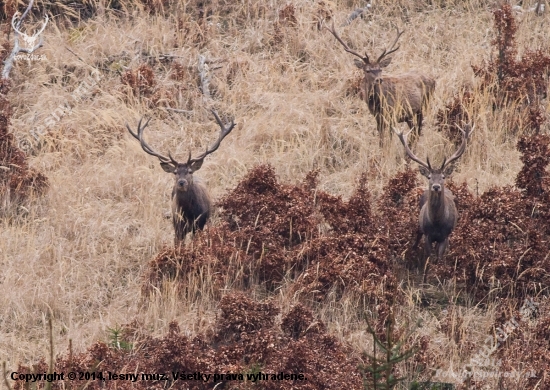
[167,151,179,166]
[189,110,236,164]
[442,123,474,169]
[392,127,431,170]
[326,21,369,63]
[377,25,404,63]
[125,117,143,141]
[126,117,173,163]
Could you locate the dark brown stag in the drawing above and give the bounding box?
[393,125,473,265]
[327,22,435,146]
[127,110,235,243]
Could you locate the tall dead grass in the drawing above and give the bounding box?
[1,0,549,388]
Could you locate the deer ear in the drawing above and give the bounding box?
[419,166,430,178]
[379,57,392,68]
[443,164,456,176]
[160,162,176,173]
[189,159,204,172]
[354,59,365,69]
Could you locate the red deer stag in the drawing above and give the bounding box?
[393,124,473,265]
[127,110,235,243]
[327,22,435,146]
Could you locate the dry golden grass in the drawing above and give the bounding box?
[1,0,549,387]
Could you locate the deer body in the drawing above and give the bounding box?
[367,73,435,141]
[328,23,435,146]
[127,111,235,244]
[394,124,473,264]
[418,185,457,260]
[170,172,212,240]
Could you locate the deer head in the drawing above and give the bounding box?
[326,22,404,83]
[126,110,235,193]
[393,124,474,191]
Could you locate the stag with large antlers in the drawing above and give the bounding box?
[394,125,473,266]
[127,110,235,243]
[327,23,435,146]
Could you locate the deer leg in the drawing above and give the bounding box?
[376,116,385,147]
[435,242,443,262]
[424,236,433,260]
[406,112,423,147]
[195,212,209,231]
[173,224,186,247]
[173,211,190,246]
[405,117,417,146]
[418,235,431,269]
[416,112,423,136]
[420,237,432,283]
[414,229,431,283]
[413,230,424,270]
[414,229,423,249]
[437,238,449,262]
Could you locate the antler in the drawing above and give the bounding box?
[441,124,474,169]
[326,21,369,63]
[126,117,176,165]
[376,25,404,63]
[188,110,236,165]
[392,127,431,170]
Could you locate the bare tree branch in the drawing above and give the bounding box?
[534,0,545,15]
[341,3,372,27]
[163,107,194,115]
[512,0,545,15]
[198,54,211,101]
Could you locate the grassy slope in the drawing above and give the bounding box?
[1,0,549,386]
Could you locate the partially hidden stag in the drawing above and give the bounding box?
[127,110,235,244]
[393,125,473,266]
[328,22,435,146]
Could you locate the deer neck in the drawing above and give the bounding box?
[173,183,199,211]
[173,179,210,215]
[427,187,447,222]
[364,73,380,93]
[364,75,383,112]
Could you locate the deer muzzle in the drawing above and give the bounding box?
[176,179,189,192]
[432,184,442,192]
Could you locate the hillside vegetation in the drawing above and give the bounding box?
[1,0,550,389]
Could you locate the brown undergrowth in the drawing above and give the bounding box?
[144,165,396,311]
[120,63,178,108]
[392,134,550,300]
[438,4,550,143]
[14,293,364,390]
[146,129,550,304]
[495,297,550,388]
